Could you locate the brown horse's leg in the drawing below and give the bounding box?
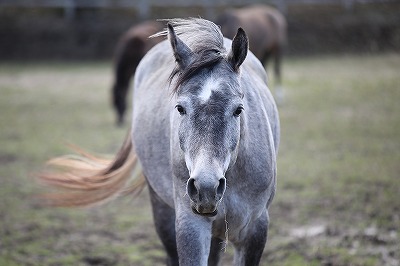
[112,83,127,126]
[273,46,284,104]
[274,47,282,86]
[112,59,135,126]
[261,50,271,68]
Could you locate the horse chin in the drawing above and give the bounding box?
[191,206,218,217]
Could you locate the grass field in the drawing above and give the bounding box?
[0,53,399,266]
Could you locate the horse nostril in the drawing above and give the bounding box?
[187,178,199,200]
[216,178,226,199]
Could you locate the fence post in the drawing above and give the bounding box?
[343,0,354,11]
[203,0,215,20]
[137,0,150,19]
[274,0,287,15]
[64,0,76,21]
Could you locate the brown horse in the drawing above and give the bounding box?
[216,4,287,101]
[112,20,164,126]
[112,7,286,125]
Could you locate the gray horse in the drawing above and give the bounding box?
[40,18,280,266]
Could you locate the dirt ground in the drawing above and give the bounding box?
[0,54,399,265]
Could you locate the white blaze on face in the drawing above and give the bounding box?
[189,150,209,177]
[190,150,225,179]
[198,78,220,103]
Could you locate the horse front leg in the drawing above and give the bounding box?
[208,236,225,266]
[175,210,213,266]
[148,185,179,266]
[233,211,269,266]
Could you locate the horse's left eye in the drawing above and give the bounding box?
[175,105,186,115]
[233,106,244,117]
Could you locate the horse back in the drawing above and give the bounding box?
[114,21,164,70]
[217,5,286,59]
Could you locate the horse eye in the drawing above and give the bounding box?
[233,106,244,117]
[175,105,186,115]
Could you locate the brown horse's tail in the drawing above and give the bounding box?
[38,132,146,207]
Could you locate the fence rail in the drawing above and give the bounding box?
[0,0,396,19]
[1,0,398,59]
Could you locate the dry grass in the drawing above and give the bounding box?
[0,54,399,265]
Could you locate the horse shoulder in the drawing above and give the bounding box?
[132,40,176,206]
[241,54,280,151]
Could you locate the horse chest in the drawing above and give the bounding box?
[211,192,267,242]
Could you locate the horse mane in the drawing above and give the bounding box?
[151,18,228,93]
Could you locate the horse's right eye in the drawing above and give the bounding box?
[175,105,186,115]
[233,106,244,117]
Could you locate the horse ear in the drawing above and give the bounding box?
[228,28,248,71]
[167,23,192,69]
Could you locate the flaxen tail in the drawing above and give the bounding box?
[38,132,145,207]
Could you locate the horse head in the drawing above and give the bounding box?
[167,22,248,217]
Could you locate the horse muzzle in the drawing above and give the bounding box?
[187,177,226,217]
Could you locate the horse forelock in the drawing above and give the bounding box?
[152,18,224,51]
[170,51,227,93]
[151,18,227,94]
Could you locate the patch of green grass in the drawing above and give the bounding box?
[274,53,400,226]
[313,245,380,266]
[0,257,20,266]
[269,53,400,264]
